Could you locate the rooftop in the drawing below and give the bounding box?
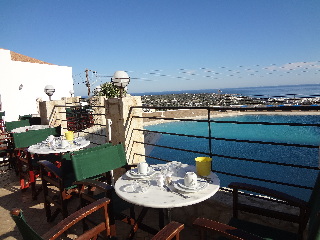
[0,48,53,65]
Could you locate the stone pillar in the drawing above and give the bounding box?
[39,99,65,127]
[105,95,145,164]
[38,97,80,135]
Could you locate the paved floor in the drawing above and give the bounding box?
[0,167,202,240]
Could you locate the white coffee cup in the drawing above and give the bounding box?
[184,172,198,188]
[61,140,69,148]
[138,162,148,174]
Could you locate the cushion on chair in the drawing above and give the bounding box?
[5,119,30,132]
[12,126,61,149]
[71,144,126,181]
[228,218,298,240]
[11,209,43,240]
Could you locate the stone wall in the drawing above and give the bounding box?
[38,97,80,134]
[105,96,145,164]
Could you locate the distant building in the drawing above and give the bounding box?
[0,48,73,121]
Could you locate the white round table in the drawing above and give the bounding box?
[115,164,220,239]
[115,164,220,209]
[28,137,90,154]
[11,125,51,133]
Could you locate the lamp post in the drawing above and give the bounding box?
[111,71,130,98]
[44,85,55,101]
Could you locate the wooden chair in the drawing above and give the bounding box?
[38,143,113,222]
[151,221,184,240]
[0,129,14,169]
[11,197,184,240]
[0,111,5,132]
[11,197,112,240]
[70,144,138,236]
[193,171,320,240]
[12,126,61,200]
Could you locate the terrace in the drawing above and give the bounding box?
[1,95,319,239]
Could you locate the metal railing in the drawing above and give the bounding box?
[129,105,320,201]
[51,99,107,146]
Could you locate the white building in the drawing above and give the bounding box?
[0,48,73,121]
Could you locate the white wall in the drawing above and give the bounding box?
[0,49,73,122]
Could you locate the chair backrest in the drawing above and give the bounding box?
[12,126,61,149]
[10,209,43,240]
[308,170,320,240]
[71,143,126,181]
[308,170,320,207]
[308,171,320,240]
[5,119,30,132]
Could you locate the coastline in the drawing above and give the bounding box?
[142,110,320,153]
[143,110,320,127]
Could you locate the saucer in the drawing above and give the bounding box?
[123,180,150,193]
[126,167,155,179]
[173,179,208,192]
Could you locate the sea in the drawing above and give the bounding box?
[142,87,320,201]
[131,83,320,98]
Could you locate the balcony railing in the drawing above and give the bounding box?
[129,105,320,202]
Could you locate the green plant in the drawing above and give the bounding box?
[98,82,126,98]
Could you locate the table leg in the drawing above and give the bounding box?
[167,208,172,223]
[128,207,149,240]
[159,209,165,229]
[159,208,172,229]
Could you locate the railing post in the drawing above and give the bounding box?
[207,108,213,160]
[318,146,320,169]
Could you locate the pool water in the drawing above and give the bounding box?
[145,114,320,201]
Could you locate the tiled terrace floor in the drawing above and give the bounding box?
[0,168,202,240]
[0,164,303,239]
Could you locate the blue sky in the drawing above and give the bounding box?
[1,0,320,96]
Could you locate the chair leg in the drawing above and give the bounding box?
[41,175,52,222]
[61,197,69,219]
[233,187,239,218]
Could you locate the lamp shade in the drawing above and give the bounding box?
[111,71,130,88]
[44,85,55,96]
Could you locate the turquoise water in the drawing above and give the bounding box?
[145,114,320,201]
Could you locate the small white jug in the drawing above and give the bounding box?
[156,174,164,187]
[184,172,198,188]
[138,162,148,174]
[61,140,69,148]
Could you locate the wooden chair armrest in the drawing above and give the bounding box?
[228,182,307,208]
[42,197,110,240]
[74,179,114,192]
[193,218,263,240]
[151,221,184,240]
[38,160,62,180]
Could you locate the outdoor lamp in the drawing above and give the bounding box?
[111,71,130,97]
[44,85,55,101]
[69,89,74,97]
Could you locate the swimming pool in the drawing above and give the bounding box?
[145,114,320,201]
